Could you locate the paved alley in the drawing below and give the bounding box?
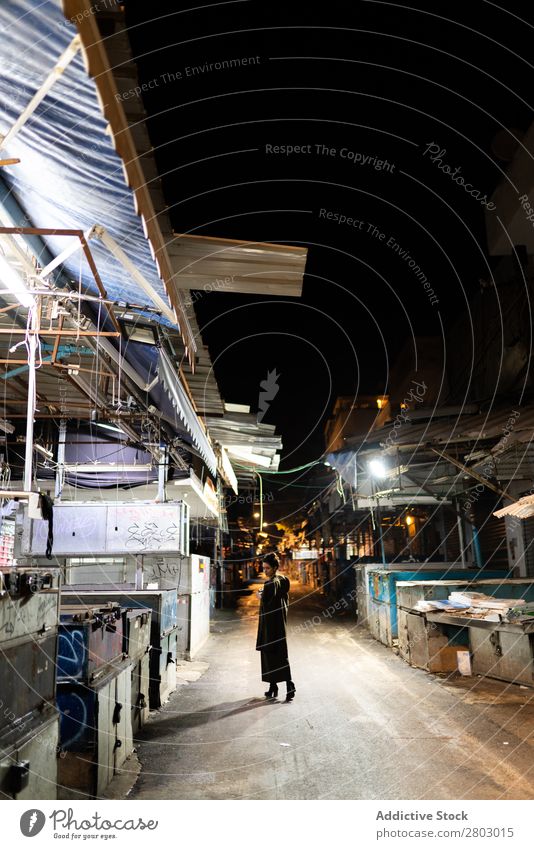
[130,582,534,800]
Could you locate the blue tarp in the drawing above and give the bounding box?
[0,0,174,323]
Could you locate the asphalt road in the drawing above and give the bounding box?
[130,581,534,800]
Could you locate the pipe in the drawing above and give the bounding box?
[23,307,37,491]
[1,355,52,380]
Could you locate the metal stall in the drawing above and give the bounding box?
[398,579,534,679]
[366,564,508,646]
[62,590,179,709]
[0,568,61,799]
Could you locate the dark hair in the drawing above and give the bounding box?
[263,552,280,571]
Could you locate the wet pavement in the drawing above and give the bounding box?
[129,581,534,800]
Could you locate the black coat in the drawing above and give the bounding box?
[256,574,292,683]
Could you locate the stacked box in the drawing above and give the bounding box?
[62,589,178,709]
[56,601,133,799]
[57,659,133,799]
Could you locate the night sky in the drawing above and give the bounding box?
[125,1,533,496]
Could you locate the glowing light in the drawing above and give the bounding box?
[368,458,386,478]
[405,515,414,526]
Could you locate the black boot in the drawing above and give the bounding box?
[265,683,278,699]
[285,681,296,702]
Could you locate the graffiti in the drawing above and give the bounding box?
[57,629,86,679]
[144,560,183,583]
[57,689,92,749]
[126,522,179,551]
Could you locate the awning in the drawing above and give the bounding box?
[0,0,193,347]
[173,475,219,521]
[158,349,217,476]
[167,234,307,298]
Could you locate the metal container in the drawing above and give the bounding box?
[130,651,150,737]
[0,707,59,800]
[62,589,178,709]
[61,589,178,640]
[122,608,151,735]
[122,607,151,661]
[20,501,188,557]
[57,659,133,799]
[0,567,60,644]
[470,622,534,687]
[58,604,124,682]
[397,609,469,672]
[150,629,178,709]
[0,632,57,733]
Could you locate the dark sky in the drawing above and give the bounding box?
[125,0,533,483]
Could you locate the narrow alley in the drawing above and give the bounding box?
[131,582,534,801]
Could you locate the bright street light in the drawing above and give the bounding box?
[368,458,386,478]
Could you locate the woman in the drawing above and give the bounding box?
[256,552,296,701]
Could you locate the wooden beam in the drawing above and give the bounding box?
[51,314,64,363]
[430,447,516,503]
[79,234,121,333]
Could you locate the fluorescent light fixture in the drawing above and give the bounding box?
[94,422,126,435]
[0,253,35,308]
[368,458,386,478]
[120,321,157,345]
[0,419,14,434]
[64,463,154,473]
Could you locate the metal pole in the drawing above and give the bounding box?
[376,497,387,567]
[157,444,167,502]
[55,419,67,499]
[456,501,466,566]
[23,306,37,492]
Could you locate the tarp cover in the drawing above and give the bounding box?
[0,0,175,323]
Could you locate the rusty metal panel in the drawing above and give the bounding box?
[57,660,132,799]
[397,608,411,662]
[0,568,60,643]
[0,633,57,732]
[129,652,150,737]
[471,626,534,686]
[123,607,151,662]
[149,629,178,709]
[57,604,124,682]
